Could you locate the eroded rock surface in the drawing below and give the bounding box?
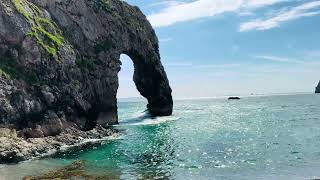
[0,0,172,163]
[316,81,320,93]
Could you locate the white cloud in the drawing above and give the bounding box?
[254,55,304,63]
[240,1,320,31]
[147,0,282,28]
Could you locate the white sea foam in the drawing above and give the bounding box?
[118,112,180,126]
[58,134,121,152]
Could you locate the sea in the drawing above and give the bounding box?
[0,93,320,179]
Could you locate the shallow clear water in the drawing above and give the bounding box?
[1,94,320,179]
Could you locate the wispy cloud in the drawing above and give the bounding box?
[240,1,320,32]
[165,62,193,67]
[194,63,242,68]
[254,55,304,63]
[304,50,320,57]
[165,62,242,68]
[147,0,282,28]
[159,37,173,42]
[148,1,184,8]
[238,11,255,16]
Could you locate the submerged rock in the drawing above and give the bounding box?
[316,81,320,93]
[0,0,172,163]
[23,161,86,180]
[23,160,116,180]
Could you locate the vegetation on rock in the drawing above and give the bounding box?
[0,69,10,78]
[0,51,39,83]
[0,52,18,79]
[12,0,64,58]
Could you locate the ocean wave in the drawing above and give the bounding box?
[118,112,180,126]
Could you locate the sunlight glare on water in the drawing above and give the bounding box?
[1,94,320,180]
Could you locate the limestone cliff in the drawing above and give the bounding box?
[316,81,320,93]
[0,0,172,161]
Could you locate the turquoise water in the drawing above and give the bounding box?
[1,94,320,179]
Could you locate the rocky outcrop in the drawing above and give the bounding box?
[0,126,117,164]
[228,97,240,100]
[0,0,172,162]
[316,81,320,93]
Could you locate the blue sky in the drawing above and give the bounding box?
[118,0,320,99]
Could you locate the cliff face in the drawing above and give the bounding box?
[0,0,173,138]
[316,81,320,93]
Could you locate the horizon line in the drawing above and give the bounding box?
[117,91,314,101]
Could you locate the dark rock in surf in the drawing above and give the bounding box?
[228,97,241,100]
[316,81,320,93]
[0,0,172,163]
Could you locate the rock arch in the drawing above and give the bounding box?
[122,49,173,117]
